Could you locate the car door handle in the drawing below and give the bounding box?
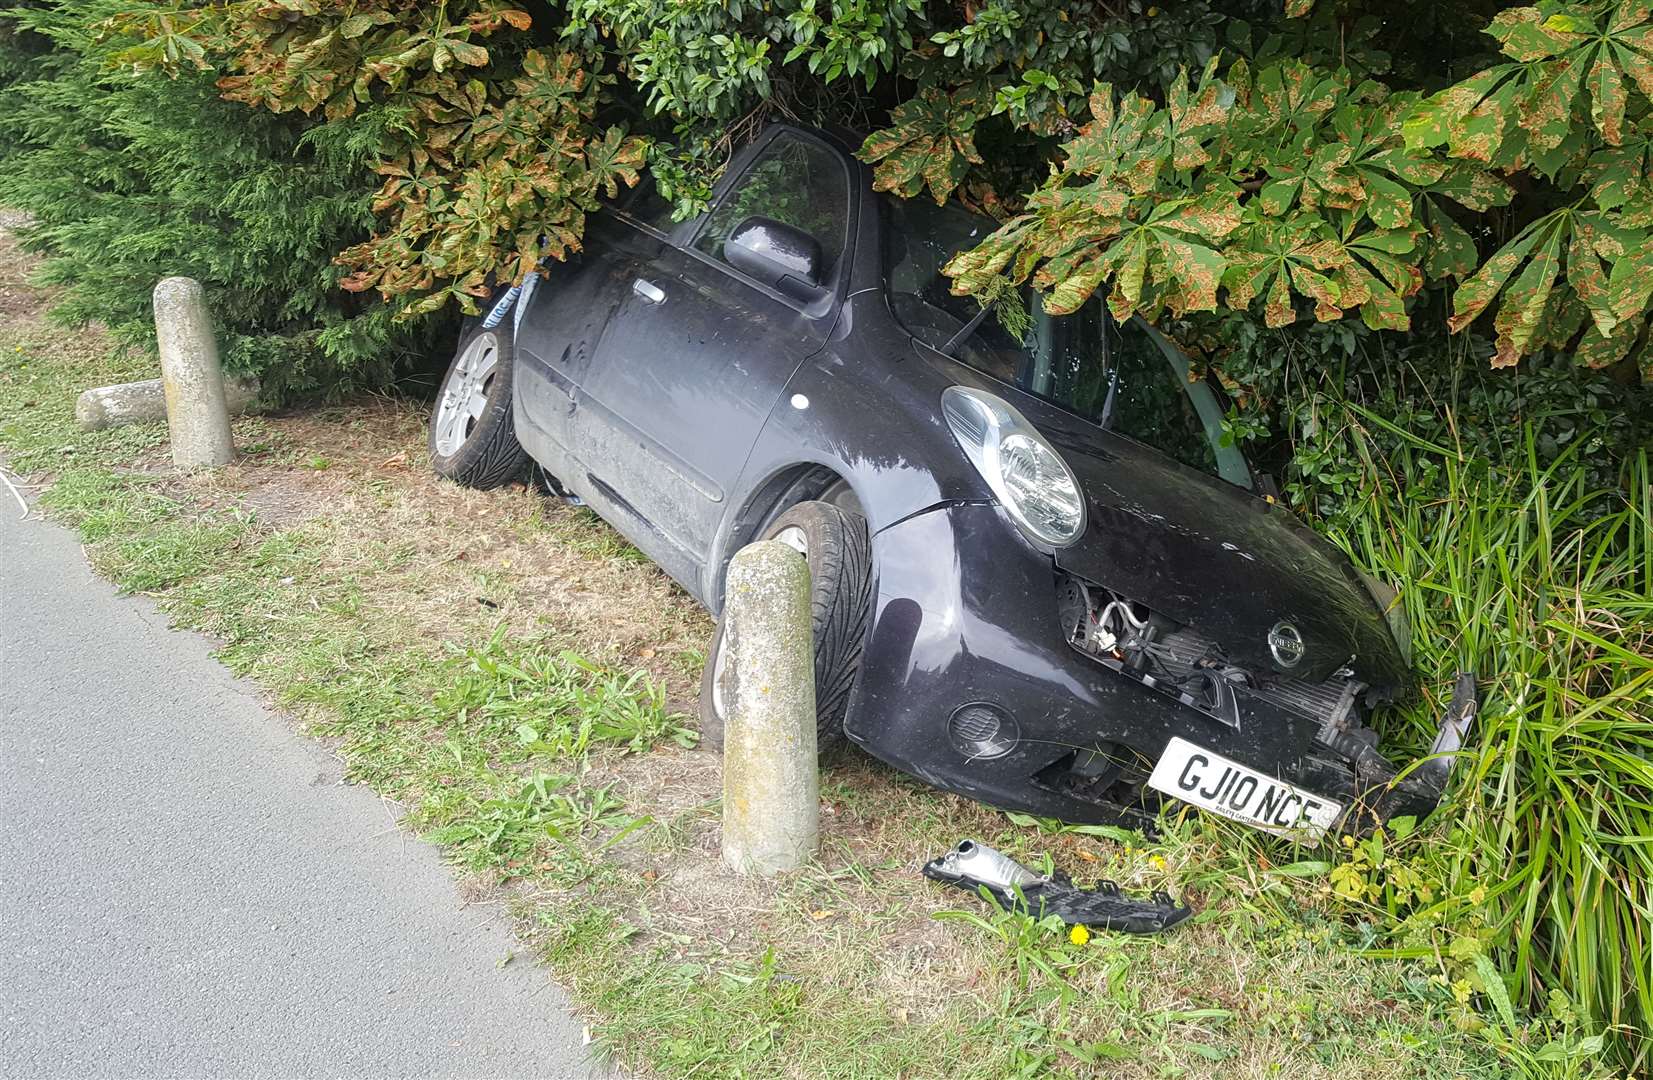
[632,278,666,304]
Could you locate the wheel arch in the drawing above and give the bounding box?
[704,462,862,614]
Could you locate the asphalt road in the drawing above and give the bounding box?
[0,504,611,1079]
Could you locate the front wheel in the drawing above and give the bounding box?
[699,500,872,752]
[429,322,529,489]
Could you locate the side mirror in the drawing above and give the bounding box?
[725,216,826,302]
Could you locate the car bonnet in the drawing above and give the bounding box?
[1035,414,1411,689]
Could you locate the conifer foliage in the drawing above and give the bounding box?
[0,1,431,396]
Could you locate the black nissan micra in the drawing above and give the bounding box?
[429,124,1470,838]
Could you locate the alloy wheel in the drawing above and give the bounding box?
[433,333,500,457]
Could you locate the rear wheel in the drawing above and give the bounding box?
[429,322,529,489]
[699,500,871,751]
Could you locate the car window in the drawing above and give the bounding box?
[1106,320,1245,483]
[693,133,848,277]
[883,194,1251,488]
[617,183,679,233]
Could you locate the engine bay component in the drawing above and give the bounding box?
[1057,572,1392,745]
[923,840,1194,935]
[1059,575,1248,729]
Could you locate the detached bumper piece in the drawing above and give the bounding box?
[923,840,1194,935]
[1330,671,1479,830]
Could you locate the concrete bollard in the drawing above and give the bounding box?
[153,276,234,469]
[719,540,820,876]
[76,375,259,432]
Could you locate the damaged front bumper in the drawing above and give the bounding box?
[1351,670,1478,828]
[844,502,1475,836]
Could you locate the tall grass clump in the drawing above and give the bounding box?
[1325,413,1651,1071]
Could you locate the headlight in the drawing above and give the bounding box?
[942,385,1086,547]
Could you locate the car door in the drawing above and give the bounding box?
[511,207,666,457]
[569,128,855,592]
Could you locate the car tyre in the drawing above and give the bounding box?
[699,500,871,752]
[428,322,529,489]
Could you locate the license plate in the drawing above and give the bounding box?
[1147,736,1343,841]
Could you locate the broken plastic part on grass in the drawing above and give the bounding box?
[924,839,1193,935]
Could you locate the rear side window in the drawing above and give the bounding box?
[694,134,849,276]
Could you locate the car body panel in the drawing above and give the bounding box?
[940,373,1411,689]
[573,236,826,565]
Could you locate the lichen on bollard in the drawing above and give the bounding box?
[719,539,820,876]
[153,276,234,469]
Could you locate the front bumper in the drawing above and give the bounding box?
[843,502,1471,832]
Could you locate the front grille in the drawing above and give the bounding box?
[1154,627,1356,727]
[1057,571,1361,734]
[1254,671,1355,720]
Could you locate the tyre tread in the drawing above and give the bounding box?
[697,499,872,751]
[429,324,530,490]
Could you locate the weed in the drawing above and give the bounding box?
[424,772,636,878]
[439,629,697,758]
[1329,421,1652,1070]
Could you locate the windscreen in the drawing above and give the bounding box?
[883,196,1250,488]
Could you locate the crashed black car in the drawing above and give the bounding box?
[429,124,1471,838]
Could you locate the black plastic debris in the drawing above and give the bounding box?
[923,839,1193,935]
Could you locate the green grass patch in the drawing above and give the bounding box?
[1329,417,1652,1073]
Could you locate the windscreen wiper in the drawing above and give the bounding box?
[1098,311,1120,429]
[941,302,995,358]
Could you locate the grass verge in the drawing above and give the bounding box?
[0,232,1622,1078]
